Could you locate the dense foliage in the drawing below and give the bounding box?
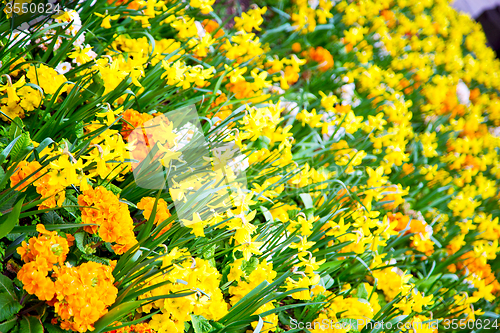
[0,0,499,332]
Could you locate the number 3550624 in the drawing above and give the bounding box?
[442,318,499,330]
[5,2,60,15]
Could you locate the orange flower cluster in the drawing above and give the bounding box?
[17,225,71,300]
[448,253,500,295]
[78,186,137,254]
[120,108,153,141]
[120,109,179,169]
[202,19,224,39]
[17,225,117,332]
[380,186,406,210]
[17,224,71,265]
[34,172,68,210]
[10,160,43,191]
[208,92,232,124]
[388,212,435,256]
[303,46,334,72]
[137,197,173,237]
[52,262,118,332]
[437,87,466,118]
[10,160,67,209]
[387,212,410,231]
[226,79,269,103]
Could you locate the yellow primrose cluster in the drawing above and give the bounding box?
[228,259,279,331]
[138,249,227,332]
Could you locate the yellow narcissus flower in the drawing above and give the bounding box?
[68,45,96,65]
[95,11,120,28]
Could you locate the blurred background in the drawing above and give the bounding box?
[453,0,500,57]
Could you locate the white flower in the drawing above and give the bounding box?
[378,47,390,58]
[281,100,299,117]
[8,30,31,48]
[86,48,97,60]
[55,62,72,75]
[340,82,356,104]
[489,126,500,138]
[227,153,249,174]
[195,21,206,39]
[73,32,86,48]
[456,80,470,105]
[173,122,199,150]
[77,0,97,12]
[67,10,82,30]
[308,0,319,9]
[268,85,285,95]
[323,125,345,142]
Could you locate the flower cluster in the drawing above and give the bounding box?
[2,0,500,331]
[17,225,117,331]
[139,249,228,332]
[78,186,137,254]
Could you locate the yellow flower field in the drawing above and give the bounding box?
[0,0,499,332]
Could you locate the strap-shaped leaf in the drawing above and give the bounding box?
[92,301,143,333]
[0,135,21,165]
[0,195,25,239]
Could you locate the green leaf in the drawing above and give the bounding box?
[19,316,43,333]
[241,257,259,276]
[41,211,64,225]
[81,254,110,265]
[74,232,87,254]
[299,193,314,210]
[0,196,25,239]
[355,283,369,300]
[8,118,24,140]
[44,323,66,333]
[320,274,334,289]
[0,316,18,332]
[202,244,216,268]
[299,193,315,218]
[10,132,32,162]
[191,315,214,333]
[260,206,273,223]
[104,183,122,195]
[0,136,21,165]
[92,301,143,333]
[0,293,22,322]
[34,137,54,155]
[0,166,6,191]
[0,191,19,215]
[0,274,17,299]
[10,223,95,234]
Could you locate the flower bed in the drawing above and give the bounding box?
[0,0,499,332]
